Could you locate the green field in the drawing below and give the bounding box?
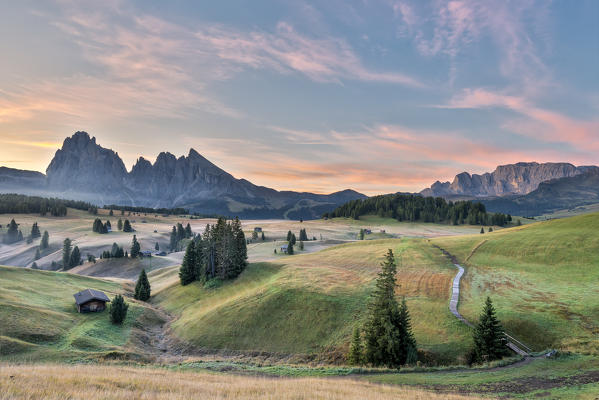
[0,266,157,361]
[433,212,599,354]
[152,238,472,364]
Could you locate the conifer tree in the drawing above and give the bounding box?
[31,262,38,269]
[398,298,418,365]
[286,242,294,255]
[261,232,265,241]
[34,247,41,260]
[170,226,177,251]
[179,241,196,285]
[123,219,132,232]
[18,230,23,241]
[109,294,128,324]
[30,222,41,238]
[363,249,415,368]
[62,238,72,269]
[472,297,508,362]
[130,235,141,258]
[117,219,123,231]
[185,223,193,238]
[231,217,248,277]
[287,230,292,241]
[480,227,485,234]
[134,269,151,301]
[488,227,493,232]
[348,327,364,365]
[155,242,159,251]
[40,230,49,249]
[359,229,365,240]
[290,233,297,246]
[70,246,81,268]
[299,241,304,250]
[109,208,114,216]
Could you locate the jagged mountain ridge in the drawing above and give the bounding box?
[421,162,598,198]
[2,132,366,218]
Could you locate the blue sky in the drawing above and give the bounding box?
[0,0,597,194]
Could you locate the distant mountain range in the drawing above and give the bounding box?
[420,162,599,216]
[0,132,366,219]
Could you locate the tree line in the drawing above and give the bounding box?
[324,193,512,226]
[0,194,94,216]
[169,222,193,251]
[103,204,189,216]
[179,218,247,285]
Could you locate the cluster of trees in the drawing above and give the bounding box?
[0,194,93,216]
[348,250,417,368]
[104,204,189,216]
[324,194,512,226]
[179,218,247,285]
[101,243,125,259]
[92,218,112,234]
[298,228,309,241]
[61,238,82,270]
[170,223,193,251]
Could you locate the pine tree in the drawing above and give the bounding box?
[123,219,132,232]
[290,233,297,246]
[359,228,365,240]
[287,230,292,241]
[109,208,114,216]
[261,232,265,241]
[31,262,38,269]
[62,238,72,269]
[34,247,41,260]
[348,327,364,365]
[398,298,418,365]
[185,223,193,238]
[134,269,151,301]
[130,235,141,258]
[286,242,294,255]
[5,219,19,244]
[109,294,128,324]
[480,227,485,234]
[488,227,493,232]
[472,297,508,362]
[155,242,159,251]
[170,226,177,251]
[117,219,123,231]
[179,241,196,285]
[40,230,49,249]
[17,230,23,241]
[70,246,81,268]
[231,217,247,278]
[363,249,409,368]
[30,222,41,238]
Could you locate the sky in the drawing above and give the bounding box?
[0,0,598,195]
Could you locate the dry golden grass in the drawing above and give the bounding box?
[0,363,479,400]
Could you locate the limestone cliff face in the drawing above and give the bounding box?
[46,132,128,191]
[421,162,593,197]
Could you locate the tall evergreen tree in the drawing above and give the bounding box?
[123,219,132,232]
[155,242,159,251]
[287,230,292,241]
[30,222,41,238]
[109,294,128,324]
[70,246,81,268]
[34,247,41,261]
[398,298,418,365]
[62,238,72,269]
[359,229,365,240]
[363,249,415,368]
[134,269,151,301]
[193,235,205,282]
[290,233,297,246]
[40,230,49,249]
[117,219,123,231]
[130,235,141,258]
[179,241,196,285]
[261,232,265,241]
[231,217,248,277]
[185,223,193,238]
[170,226,178,251]
[286,242,294,255]
[348,327,364,365]
[472,297,508,362]
[4,219,19,244]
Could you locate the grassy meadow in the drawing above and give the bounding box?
[152,238,472,364]
[0,265,158,361]
[433,212,599,354]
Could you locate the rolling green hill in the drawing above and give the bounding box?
[0,266,157,361]
[433,212,599,354]
[151,238,472,364]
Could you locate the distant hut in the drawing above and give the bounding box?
[280,244,288,253]
[254,227,262,232]
[141,250,152,257]
[73,289,110,313]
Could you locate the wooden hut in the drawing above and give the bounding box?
[73,289,110,313]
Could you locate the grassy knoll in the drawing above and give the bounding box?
[0,265,155,361]
[0,363,477,400]
[433,212,599,354]
[363,353,599,399]
[152,238,472,363]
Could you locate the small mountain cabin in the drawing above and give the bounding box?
[73,289,111,313]
[254,227,262,232]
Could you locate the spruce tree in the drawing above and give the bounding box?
[34,247,41,260]
[130,235,141,258]
[30,222,41,238]
[179,241,196,285]
[480,227,485,234]
[123,219,132,232]
[398,298,418,365]
[286,242,294,255]
[261,232,265,241]
[109,294,128,324]
[17,230,23,242]
[287,230,292,241]
[5,219,19,243]
[134,269,151,301]
[117,219,123,231]
[472,297,508,362]
[155,242,159,251]
[348,327,364,365]
[70,246,81,268]
[62,238,72,269]
[290,233,296,246]
[185,223,193,238]
[232,217,248,278]
[363,249,408,368]
[170,226,177,251]
[40,230,49,249]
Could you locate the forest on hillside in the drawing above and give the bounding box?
[0,194,94,216]
[324,193,511,226]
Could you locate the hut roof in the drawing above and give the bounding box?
[73,289,111,305]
